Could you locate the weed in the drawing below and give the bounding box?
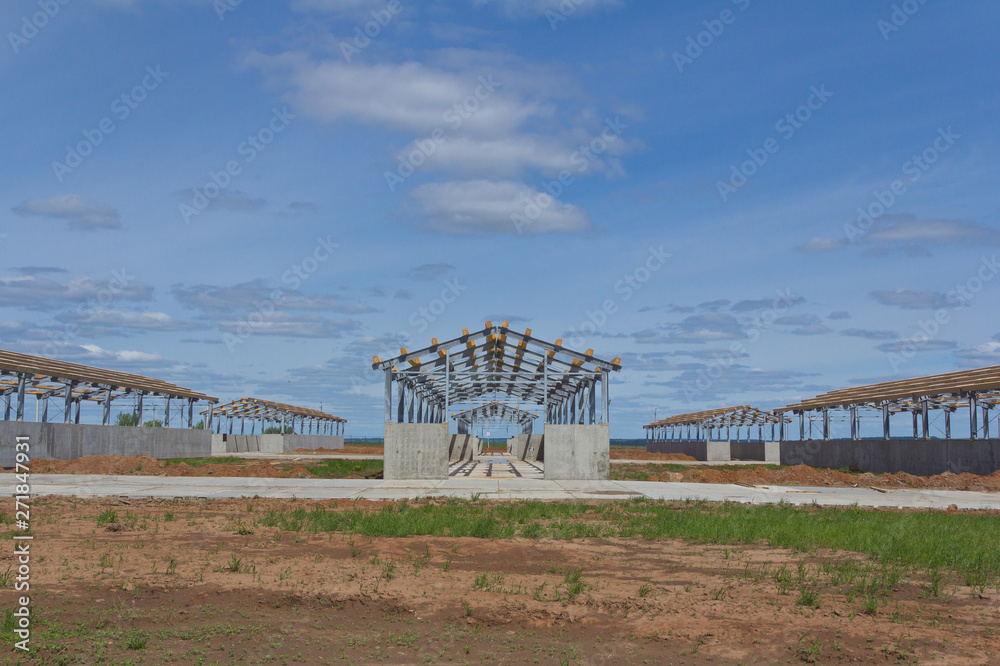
[796,587,821,609]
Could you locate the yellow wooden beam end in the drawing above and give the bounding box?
[400,347,408,355]
[431,337,439,345]
[462,327,469,336]
[612,357,622,365]
[547,349,555,359]
[502,320,509,328]
[555,338,563,347]
[586,348,594,357]
[572,359,584,367]
[373,355,382,364]
[485,320,493,328]
[438,350,447,358]
[466,340,476,348]
[524,328,532,336]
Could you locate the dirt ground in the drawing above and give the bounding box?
[609,449,697,461]
[2,496,998,664]
[622,463,1000,493]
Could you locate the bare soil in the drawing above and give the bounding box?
[610,449,697,461]
[620,463,1000,492]
[3,496,998,664]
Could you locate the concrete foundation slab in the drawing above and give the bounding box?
[543,424,609,480]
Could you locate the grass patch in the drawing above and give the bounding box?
[255,499,1000,582]
[300,459,383,478]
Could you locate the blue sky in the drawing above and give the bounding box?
[2,0,999,436]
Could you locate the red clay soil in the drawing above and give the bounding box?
[610,449,697,461]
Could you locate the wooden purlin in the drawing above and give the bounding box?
[643,405,783,429]
[779,365,1000,412]
[0,349,217,402]
[207,396,345,422]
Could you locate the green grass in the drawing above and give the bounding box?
[255,499,1000,582]
[301,459,383,478]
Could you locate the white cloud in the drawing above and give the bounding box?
[13,195,121,230]
[56,310,204,332]
[0,276,152,310]
[410,180,591,234]
[78,344,163,364]
[870,288,950,310]
[472,0,625,18]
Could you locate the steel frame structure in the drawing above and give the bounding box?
[373,322,621,429]
[644,405,784,442]
[452,401,539,436]
[0,349,217,428]
[774,364,1000,441]
[201,397,346,436]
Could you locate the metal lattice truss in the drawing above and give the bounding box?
[202,397,345,435]
[373,322,621,426]
[643,405,784,442]
[0,348,217,426]
[775,364,1000,441]
[452,401,539,435]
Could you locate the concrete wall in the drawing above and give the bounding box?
[646,440,708,459]
[0,421,211,466]
[211,433,346,455]
[730,441,765,461]
[513,434,544,462]
[383,422,449,480]
[647,440,778,463]
[543,424,609,480]
[781,438,1000,476]
[448,435,481,462]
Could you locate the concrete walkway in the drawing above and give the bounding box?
[227,452,763,466]
[28,474,1000,509]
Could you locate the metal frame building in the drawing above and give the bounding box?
[644,405,783,442]
[452,401,539,437]
[775,364,1000,441]
[202,397,346,436]
[0,349,218,428]
[372,321,621,430]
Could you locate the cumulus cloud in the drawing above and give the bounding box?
[875,339,957,353]
[172,280,376,314]
[870,288,950,310]
[796,216,1000,254]
[839,328,898,340]
[410,180,591,234]
[472,0,625,19]
[0,276,152,310]
[175,189,267,213]
[13,195,121,230]
[216,314,362,338]
[55,310,205,333]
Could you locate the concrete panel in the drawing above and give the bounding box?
[729,441,765,461]
[0,421,212,465]
[450,435,481,462]
[706,441,731,462]
[384,422,449,480]
[211,434,228,455]
[764,441,780,464]
[283,434,344,452]
[258,434,284,454]
[515,434,544,462]
[780,438,1000,476]
[646,440,708,460]
[543,424,609,480]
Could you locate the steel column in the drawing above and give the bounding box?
[882,403,890,440]
[970,394,978,440]
[922,399,930,440]
[849,406,857,440]
[15,374,26,422]
[822,408,829,440]
[600,369,609,424]
[63,381,74,424]
[103,387,113,425]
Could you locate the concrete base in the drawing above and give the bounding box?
[543,424,609,480]
[448,435,481,462]
[781,438,1000,476]
[0,421,211,466]
[383,422,449,480]
[707,441,731,462]
[764,441,780,464]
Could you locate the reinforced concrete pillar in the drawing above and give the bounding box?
[922,399,930,440]
[137,392,144,427]
[600,369,610,424]
[849,406,857,440]
[15,374,26,422]
[397,382,405,424]
[945,409,951,439]
[187,399,194,428]
[63,381,74,424]
[984,405,991,440]
[822,408,830,441]
[384,369,392,423]
[882,403,890,440]
[74,399,81,424]
[40,396,48,423]
[798,411,804,440]
[911,410,918,439]
[102,387,113,426]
